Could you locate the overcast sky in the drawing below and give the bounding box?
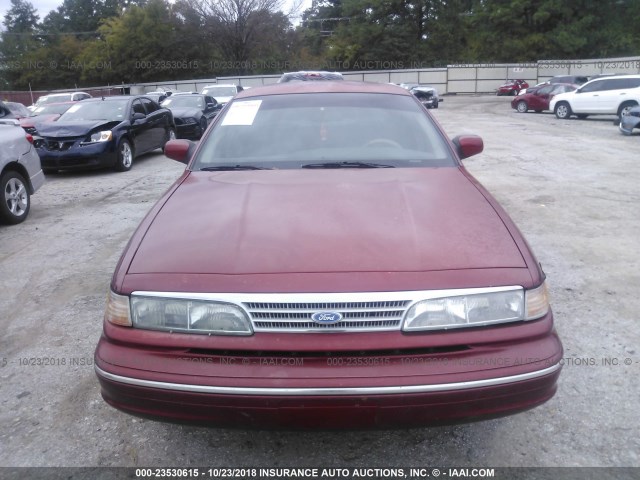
[0,0,310,29]
[0,0,61,25]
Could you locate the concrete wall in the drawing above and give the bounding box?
[4,56,640,103]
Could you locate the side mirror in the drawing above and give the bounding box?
[132,112,146,122]
[164,139,196,165]
[452,135,483,160]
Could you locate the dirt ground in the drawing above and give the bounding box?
[1,95,638,471]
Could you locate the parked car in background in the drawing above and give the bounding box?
[550,74,640,120]
[95,81,562,429]
[30,91,92,111]
[511,83,578,113]
[20,102,74,135]
[1,101,31,120]
[0,119,45,225]
[200,84,243,110]
[619,105,640,135]
[525,75,588,93]
[34,96,175,173]
[398,84,441,109]
[145,92,170,104]
[161,94,218,139]
[496,79,529,96]
[278,71,344,83]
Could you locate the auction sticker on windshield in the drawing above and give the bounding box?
[221,100,262,126]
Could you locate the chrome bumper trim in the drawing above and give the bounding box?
[95,362,560,396]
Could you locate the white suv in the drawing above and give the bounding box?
[550,75,640,120]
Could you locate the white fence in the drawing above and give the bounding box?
[129,56,640,95]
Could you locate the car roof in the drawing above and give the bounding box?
[234,81,410,99]
[43,92,89,97]
[79,95,145,102]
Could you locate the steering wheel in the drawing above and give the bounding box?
[363,138,402,149]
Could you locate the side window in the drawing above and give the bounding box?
[0,106,7,118]
[626,78,640,88]
[205,96,216,109]
[579,80,606,93]
[601,78,630,91]
[537,86,553,95]
[141,98,158,113]
[132,99,146,116]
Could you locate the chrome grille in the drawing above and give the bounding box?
[245,300,411,332]
[130,287,524,334]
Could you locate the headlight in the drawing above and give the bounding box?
[88,131,112,142]
[402,284,549,331]
[130,296,253,335]
[105,290,132,326]
[525,282,550,320]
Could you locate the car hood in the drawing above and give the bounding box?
[168,107,201,118]
[213,96,233,104]
[128,168,526,276]
[20,114,60,127]
[36,120,119,137]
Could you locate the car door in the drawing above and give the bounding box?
[571,79,607,113]
[598,78,637,114]
[203,96,218,121]
[530,85,553,110]
[140,97,167,149]
[129,98,153,153]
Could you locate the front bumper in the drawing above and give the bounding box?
[95,313,562,429]
[619,115,640,135]
[175,122,202,140]
[36,140,116,170]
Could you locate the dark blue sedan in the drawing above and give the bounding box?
[34,96,176,173]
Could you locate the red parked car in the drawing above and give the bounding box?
[511,83,578,113]
[19,102,74,135]
[95,81,562,429]
[496,79,529,96]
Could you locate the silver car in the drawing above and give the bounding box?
[0,119,45,224]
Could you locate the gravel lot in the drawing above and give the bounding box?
[1,95,638,471]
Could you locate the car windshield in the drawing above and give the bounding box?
[161,96,204,109]
[36,94,72,106]
[4,102,30,117]
[58,100,129,122]
[279,72,344,82]
[202,86,236,97]
[32,103,72,116]
[193,93,454,170]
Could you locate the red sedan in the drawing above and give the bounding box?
[95,81,562,429]
[19,102,74,135]
[496,79,529,96]
[511,83,578,113]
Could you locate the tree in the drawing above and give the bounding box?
[182,0,290,74]
[79,0,184,84]
[0,0,40,88]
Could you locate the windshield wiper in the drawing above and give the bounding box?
[200,165,270,171]
[301,161,395,169]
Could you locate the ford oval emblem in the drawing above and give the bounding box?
[311,311,343,324]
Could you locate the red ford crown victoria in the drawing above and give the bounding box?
[95,81,562,429]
